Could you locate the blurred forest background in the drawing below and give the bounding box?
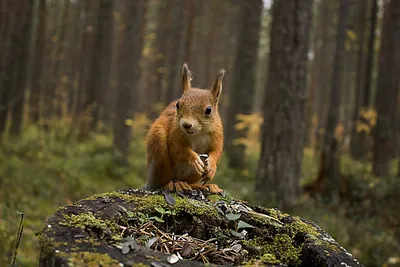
[0,0,399,266]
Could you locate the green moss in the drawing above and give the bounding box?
[61,212,108,229]
[87,192,220,218]
[244,234,302,265]
[260,253,280,264]
[289,216,320,237]
[243,253,280,266]
[59,251,120,267]
[37,234,55,259]
[265,234,302,265]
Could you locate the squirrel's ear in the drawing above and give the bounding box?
[211,69,225,102]
[182,63,192,92]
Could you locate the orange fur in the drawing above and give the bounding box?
[144,63,225,193]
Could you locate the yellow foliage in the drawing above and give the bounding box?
[61,75,69,84]
[346,30,357,41]
[126,113,153,137]
[311,114,318,128]
[143,46,152,57]
[233,113,263,158]
[124,119,134,126]
[335,122,344,139]
[304,147,315,157]
[355,107,377,133]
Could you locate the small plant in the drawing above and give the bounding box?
[225,212,255,238]
[150,207,176,223]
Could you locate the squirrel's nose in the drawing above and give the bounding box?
[182,122,193,129]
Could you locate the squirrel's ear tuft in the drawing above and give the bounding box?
[182,62,192,92]
[211,69,225,102]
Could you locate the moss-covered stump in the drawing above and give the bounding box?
[38,189,362,267]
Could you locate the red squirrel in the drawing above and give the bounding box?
[144,63,224,193]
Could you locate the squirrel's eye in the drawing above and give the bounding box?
[205,106,212,115]
[176,102,180,110]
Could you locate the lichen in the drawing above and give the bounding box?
[59,251,120,267]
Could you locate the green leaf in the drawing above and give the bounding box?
[150,216,164,223]
[237,220,255,229]
[225,213,241,221]
[127,211,134,218]
[155,207,165,214]
[229,229,243,238]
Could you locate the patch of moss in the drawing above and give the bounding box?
[243,234,302,265]
[265,234,302,265]
[252,213,283,229]
[132,263,150,267]
[87,192,220,218]
[289,217,320,237]
[260,253,280,264]
[59,251,120,267]
[61,212,108,229]
[37,234,55,259]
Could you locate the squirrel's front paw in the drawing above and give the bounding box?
[189,154,205,176]
[202,159,216,183]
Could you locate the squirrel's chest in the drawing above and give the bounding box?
[188,134,210,154]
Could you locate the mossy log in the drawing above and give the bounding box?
[38,189,363,267]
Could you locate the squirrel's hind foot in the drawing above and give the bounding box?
[190,183,223,194]
[165,181,192,192]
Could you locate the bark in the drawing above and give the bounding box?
[29,0,47,124]
[350,0,378,160]
[42,0,70,127]
[113,0,146,164]
[9,0,34,136]
[0,0,14,135]
[314,0,336,152]
[372,0,400,177]
[164,0,186,104]
[224,0,262,168]
[255,0,313,209]
[81,0,114,136]
[151,0,171,109]
[316,0,350,201]
[220,1,241,121]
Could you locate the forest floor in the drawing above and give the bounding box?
[0,124,399,267]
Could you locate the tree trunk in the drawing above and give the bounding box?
[372,0,400,177]
[149,0,171,111]
[315,0,349,201]
[113,0,146,165]
[350,0,378,160]
[314,0,336,152]
[224,0,262,168]
[42,0,70,128]
[81,0,113,137]
[255,0,313,209]
[164,0,186,104]
[0,0,14,135]
[9,0,34,136]
[29,0,47,124]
